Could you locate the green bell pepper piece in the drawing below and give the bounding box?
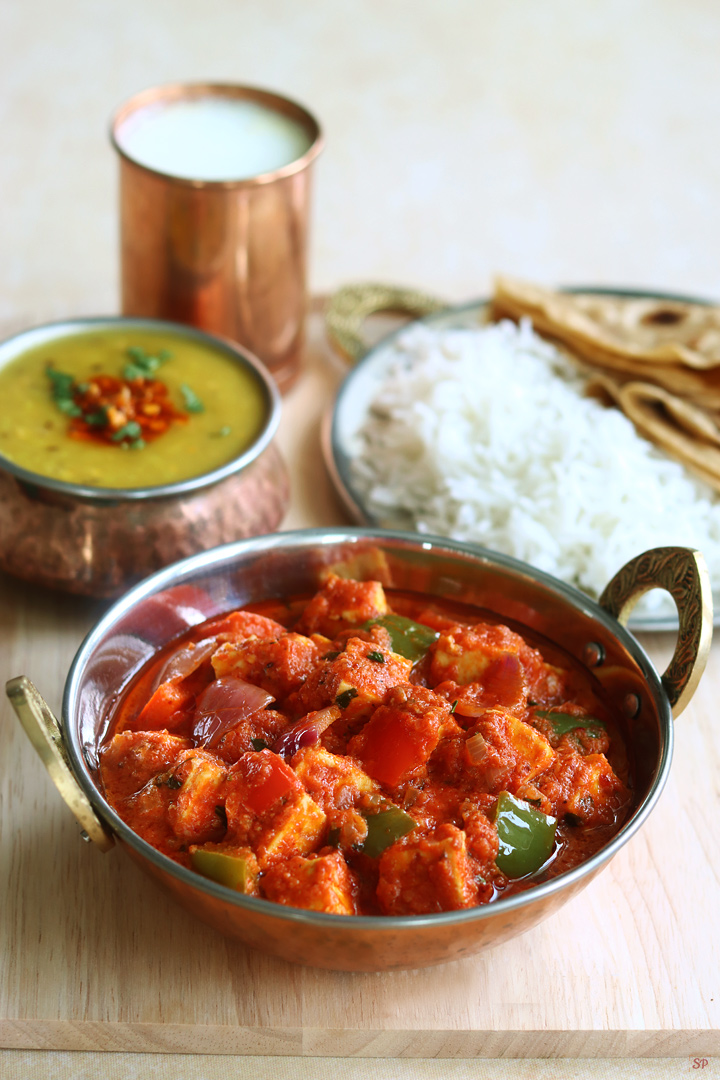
[361,806,417,858]
[363,613,439,661]
[190,848,254,892]
[492,791,557,879]
[535,710,606,738]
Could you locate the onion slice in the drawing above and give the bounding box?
[465,732,487,764]
[273,705,342,759]
[193,676,275,747]
[453,700,488,719]
[155,637,218,688]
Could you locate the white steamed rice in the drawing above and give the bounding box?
[349,317,720,617]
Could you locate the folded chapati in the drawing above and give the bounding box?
[493,274,720,371]
[491,275,720,490]
[586,373,720,493]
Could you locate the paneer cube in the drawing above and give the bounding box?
[116,779,181,856]
[212,708,291,764]
[287,636,412,720]
[99,730,192,803]
[430,623,525,686]
[464,707,555,794]
[429,623,570,709]
[537,749,630,826]
[461,806,500,868]
[211,631,322,699]
[166,748,228,844]
[99,735,221,858]
[295,574,388,637]
[377,824,479,914]
[225,749,326,866]
[292,745,380,812]
[261,851,357,914]
[256,792,327,866]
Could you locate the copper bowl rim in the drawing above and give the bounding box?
[62,526,674,933]
[0,315,281,503]
[110,82,324,189]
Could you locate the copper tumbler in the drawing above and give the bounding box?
[111,83,323,392]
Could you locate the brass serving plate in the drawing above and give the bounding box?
[324,284,719,631]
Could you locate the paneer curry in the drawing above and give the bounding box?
[100,575,632,916]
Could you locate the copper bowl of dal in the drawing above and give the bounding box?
[0,316,288,597]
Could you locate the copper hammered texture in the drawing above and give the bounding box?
[0,442,289,596]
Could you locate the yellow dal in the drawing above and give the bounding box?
[0,328,268,488]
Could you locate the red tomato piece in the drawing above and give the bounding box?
[130,663,213,733]
[349,685,458,788]
[206,610,287,641]
[134,679,196,731]
[295,574,388,637]
[232,749,301,815]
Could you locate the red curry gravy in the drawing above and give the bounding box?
[100,574,632,916]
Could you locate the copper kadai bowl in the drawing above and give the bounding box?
[7,528,712,971]
[0,316,288,597]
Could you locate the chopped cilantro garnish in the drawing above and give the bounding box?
[535,709,606,738]
[181,384,205,413]
[46,367,76,398]
[367,651,385,663]
[123,345,170,380]
[55,399,83,417]
[111,420,143,442]
[123,363,146,380]
[84,408,108,426]
[335,687,358,709]
[250,738,269,751]
[46,367,82,415]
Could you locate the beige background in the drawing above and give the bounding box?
[2,1,720,1076]
[4,0,720,323]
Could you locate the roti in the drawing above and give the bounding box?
[491,275,720,490]
[493,274,720,370]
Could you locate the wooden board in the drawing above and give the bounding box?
[1,321,719,1059]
